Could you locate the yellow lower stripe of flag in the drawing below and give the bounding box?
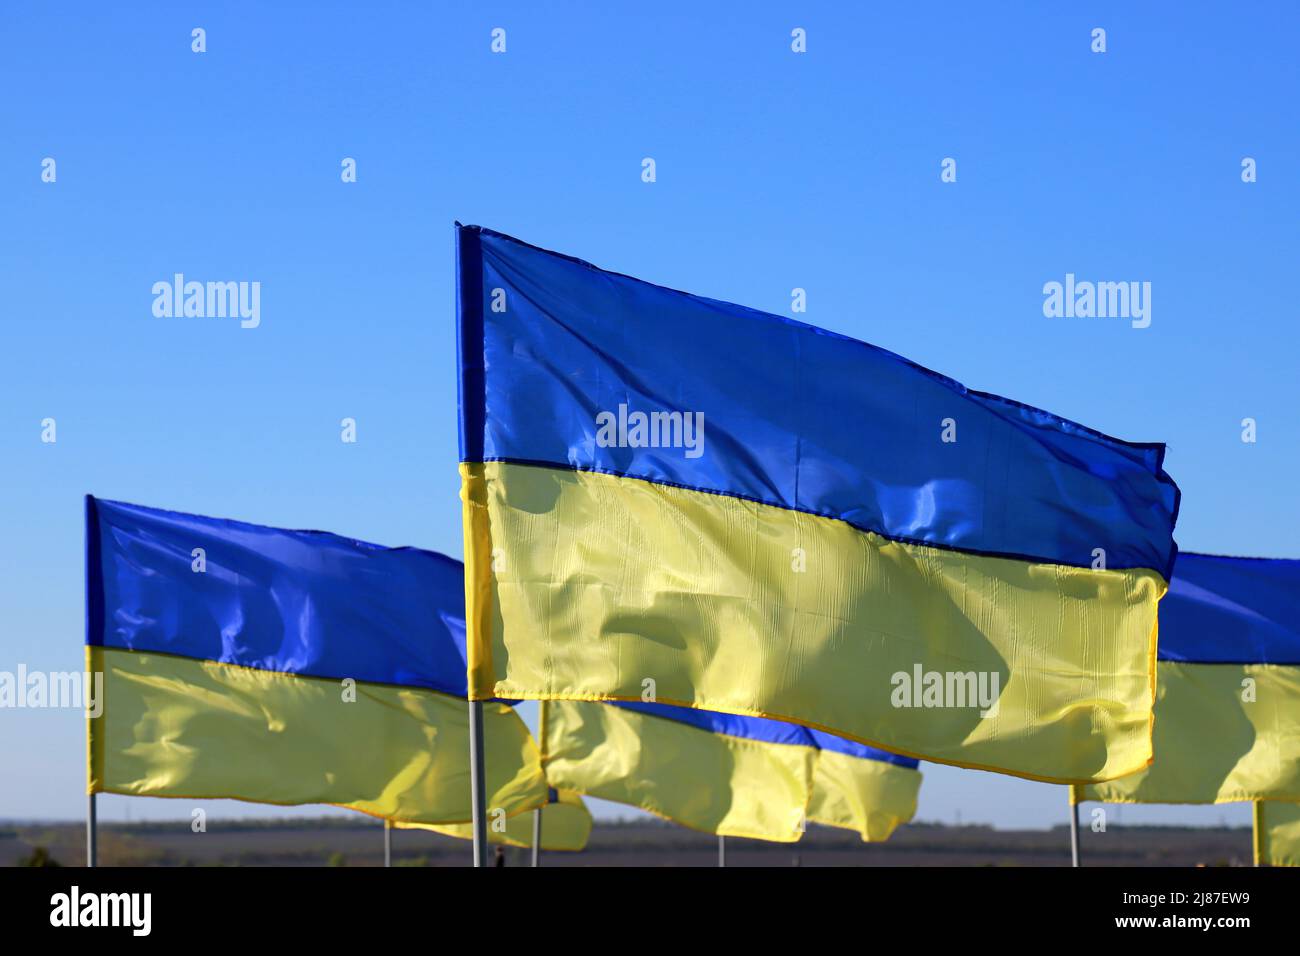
[462,459,1164,785]
[1080,660,1300,804]
[808,748,921,842]
[543,699,815,842]
[1257,801,1300,866]
[89,646,548,824]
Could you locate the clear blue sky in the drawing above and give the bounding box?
[2,2,1296,832]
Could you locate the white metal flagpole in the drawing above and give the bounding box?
[87,792,97,868]
[1068,786,1082,867]
[533,699,547,868]
[468,699,489,866]
[85,499,99,869]
[383,819,392,868]
[531,808,542,868]
[718,834,726,867]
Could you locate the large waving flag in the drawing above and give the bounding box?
[542,700,921,843]
[401,788,593,852]
[1078,552,1300,805]
[1256,802,1300,866]
[86,497,547,824]
[456,224,1180,785]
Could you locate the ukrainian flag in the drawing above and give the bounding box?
[1078,552,1300,805]
[457,224,1181,785]
[542,700,920,843]
[86,497,547,824]
[401,788,593,852]
[1256,802,1300,866]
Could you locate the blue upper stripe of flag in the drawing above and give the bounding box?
[456,225,1180,576]
[1159,551,1300,665]
[614,701,920,769]
[86,496,470,696]
[805,728,921,767]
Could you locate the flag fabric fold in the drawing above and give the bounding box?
[543,700,815,842]
[456,223,1181,785]
[543,699,921,843]
[804,729,922,842]
[86,496,548,824]
[1078,552,1300,805]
